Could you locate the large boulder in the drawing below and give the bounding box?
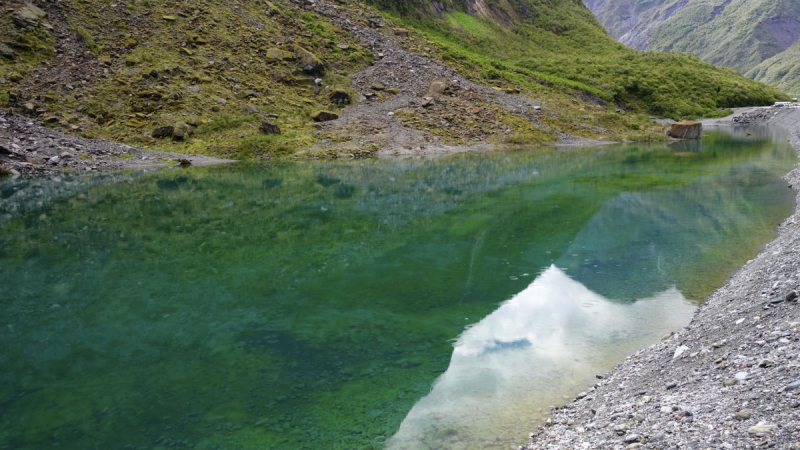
[668,121,703,139]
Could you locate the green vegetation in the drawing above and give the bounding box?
[0,0,789,160]
[747,41,800,98]
[376,4,784,120]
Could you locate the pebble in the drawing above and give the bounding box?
[734,409,754,420]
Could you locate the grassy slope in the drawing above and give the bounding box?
[747,41,800,97]
[372,0,784,119]
[0,0,788,161]
[0,0,376,159]
[646,0,800,74]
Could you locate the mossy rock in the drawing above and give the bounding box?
[312,111,339,122]
[173,123,191,141]
[152,126,174,138]
[370,83,385,91]
[13,4,51,30]
[179,48,193,56]
[126,119,148,128]
[0,166,10,177]
[265,48,293,61]
[125,55,141,66]
[385,88,399,95]
[293,45,323,74]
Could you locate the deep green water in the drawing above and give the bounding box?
[0,127,796,450]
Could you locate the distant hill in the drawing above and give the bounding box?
[747,41,800,97]
[584,0,800,85]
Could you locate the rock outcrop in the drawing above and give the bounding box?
[668,121,702,139]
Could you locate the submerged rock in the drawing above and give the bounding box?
[668,121,703,139]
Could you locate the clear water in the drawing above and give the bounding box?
[0,127,796,450]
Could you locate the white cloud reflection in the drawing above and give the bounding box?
[386,265,694,450]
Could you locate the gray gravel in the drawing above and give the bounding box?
[523,108,800,450]
[0,108,232,176]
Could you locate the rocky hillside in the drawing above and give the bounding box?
[585,0,800,80]
[0,0,786,162]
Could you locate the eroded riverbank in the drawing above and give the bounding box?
[524,108,800,450]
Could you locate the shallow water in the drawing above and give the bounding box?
[0,127,796,450]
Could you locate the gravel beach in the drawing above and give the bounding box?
[523,107,800,450]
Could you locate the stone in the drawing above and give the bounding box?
[0,43,17,60]
[336,44,350,50]
[673,345,689,359]
[421,96,435,107]
[723,378,737,386]
[0,144,11,155]
[179,158,192,167]
[0,166,10,177]
[13,4,51,30]
[660,406,672,413]
[394,28,409,36]
[735,371,748,381]
[758,359,775,368]
[623,434,640,443]
[217,98,227,105]
[667,121,703,139]
[172,123,190,141]
[329,90,351,105]
[265,48,293,61]
[786,290,799,302]
[43,116,59,124]
[312,111,338,122]
[747,422,777,434]
[430,81,448,95]
[259,120,281,135]
[9,73,23,82]
[179,48,193,56]
[371,83,385,91]
[162,15,177,21]
[125,55,141,66]
[244,104,259,115]
[782,381,800,392]
[735,409,754,420]
[386,88,399,95]
[666,381,677,390]
[152,126,174,138]
[293,45,323,74]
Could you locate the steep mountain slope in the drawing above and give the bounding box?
[747,41,800,96]
[585,0,800,74]
[0,0,786,162]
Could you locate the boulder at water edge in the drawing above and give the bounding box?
[668,121,703,139]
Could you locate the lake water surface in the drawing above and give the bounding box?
[0,127,796,450]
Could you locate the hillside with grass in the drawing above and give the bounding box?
[747,41,800,97]
[585,0,800,76]
[0,0,787,161]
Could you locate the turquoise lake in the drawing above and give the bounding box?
[0,126,797,450]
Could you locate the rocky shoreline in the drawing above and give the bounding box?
[0,108,232,176]
[523,107,800,450]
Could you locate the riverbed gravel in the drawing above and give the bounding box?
[523,107,800,450]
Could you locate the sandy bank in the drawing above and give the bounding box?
[523,108,800,450]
